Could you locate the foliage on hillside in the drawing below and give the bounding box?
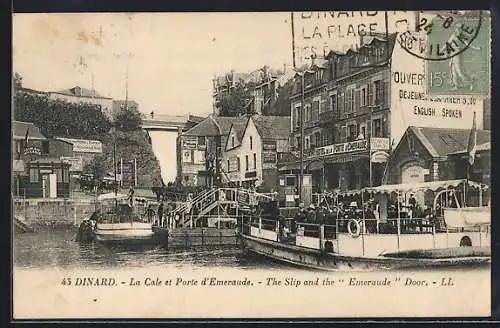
[86,129,163,187]
[13,73,163,187]
[217,81,254,117]
[14,89,112,141]
[262,80,293,117]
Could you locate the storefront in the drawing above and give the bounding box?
[24,159,71,198]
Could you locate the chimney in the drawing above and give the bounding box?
[283,63,286,73]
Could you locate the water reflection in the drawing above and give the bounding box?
[13,229,291,270]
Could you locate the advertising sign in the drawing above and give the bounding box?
[193,150,205,165]
[121,162,135,187]
[370,137,390,151]
[310,140,368,158]
[291,11,417,66]
[390,29,483,147]
[58,138,102,153]
[60,156,83,171]
[183,150,192,163]
[182,136,198,149]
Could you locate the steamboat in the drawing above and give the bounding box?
[239,179,491,271]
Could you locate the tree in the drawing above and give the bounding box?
[218,81,253,117]
[83,154,106,183]
[263,80,293,116]
[113,105,143,131]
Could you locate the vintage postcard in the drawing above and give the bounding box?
[12,11,491,319]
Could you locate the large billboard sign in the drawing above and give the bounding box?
[291,11,418,66]
[390,15,485,146]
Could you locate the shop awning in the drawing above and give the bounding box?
[365,179,488,195]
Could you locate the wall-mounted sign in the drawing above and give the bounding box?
[182,136,198,149]
[370,137,390,151]
[183,150,192,163]
[370,150,389,163]
[310,139,368,158]
[24,146,41,156]
[245,171,257,179]
[57,138,102,153]
[60,156,83,171]
[193,150,205,165]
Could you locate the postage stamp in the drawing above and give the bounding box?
[397,11,490,96]
[426,12,490,96]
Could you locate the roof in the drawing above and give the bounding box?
[12,121,46,140]
[113,100,139,108]
[409,126,490,158]
[449,141,491,155]
[183,115,246,137]
[251,115,291,140]
[230,122,247,141]
[53,86,111,99]
[188,114,206,123]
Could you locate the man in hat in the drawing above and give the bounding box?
[307,204,316,223]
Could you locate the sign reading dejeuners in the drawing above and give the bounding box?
[57,138,103,153]
[390,31,484,147]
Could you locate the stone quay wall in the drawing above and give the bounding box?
[13,198,98,230]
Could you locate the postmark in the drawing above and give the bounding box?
[397,11,484,61]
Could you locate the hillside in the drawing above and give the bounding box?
[13,82,163,188]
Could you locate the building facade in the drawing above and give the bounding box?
[47,86,114,118]
[286,35,393,192]
[12,121,71,198]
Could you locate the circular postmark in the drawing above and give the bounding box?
[397,10,483,61]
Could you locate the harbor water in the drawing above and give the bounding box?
[13,228,291,270]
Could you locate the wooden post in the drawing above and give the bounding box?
[361,191,366,256]
[396,191,401,252]
[319,224,325,251]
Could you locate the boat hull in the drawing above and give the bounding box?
[240,233,491,271]
[94,222,155,244]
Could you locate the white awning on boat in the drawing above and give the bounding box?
[365,179,488,195]
[443,207,491,228]
[97,193,128,201]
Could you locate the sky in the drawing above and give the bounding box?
[13,13,293,116]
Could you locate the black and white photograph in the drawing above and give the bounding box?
[12,11,491,319]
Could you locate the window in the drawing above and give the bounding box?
[231,136,235,148]
[198,136,206,146]
[374,80,382,105]
[295,106,301,127]
[361,86,367,107]
[305,137,310,149]
[312,100,319,121]
[29,168,39,183]
[63,169,69,183]
[296,136,301,149]
[245,155,249,171]
[373,119,382,137]
[253,153,257,169]
[42,141,49,155]
[341,126,347,142]
[237,157,241,171]
[184,175,189,181]
[56,168,63,182]
[250,136,253,150]
[360,126,366,139]
[348,125,358,141]
[227,159,230,172]
[330,94,337,116]
[314,132,321,147]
